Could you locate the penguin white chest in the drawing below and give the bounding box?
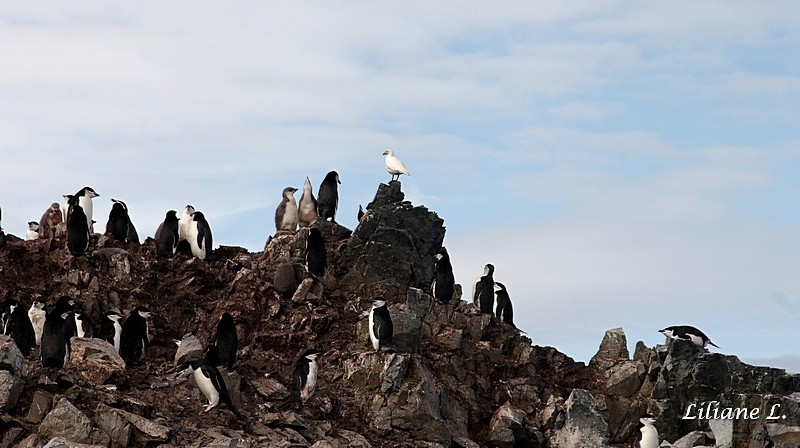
[193,369,220,406]
[188,222,204,259]
[26,229,39,241]
[78,196,94,231]
[368,309,379,351]
[640,424,658,448]
[178,214,192,241]
[281,201,299,229]
[301,361,317,402]
[113,321,122,352]
[75,315,84,337]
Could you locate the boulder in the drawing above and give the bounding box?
[0,335,24,375]
[488,402,542,448]
[26,390,54,424]
[38,398,95,444]
[0,369,24,411]
[590,327,629,370]
[552,389,611,448]
[174,333,204,366]
[66,337,126,384]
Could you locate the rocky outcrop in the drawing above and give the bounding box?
[0,182,797,447]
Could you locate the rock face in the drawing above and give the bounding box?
[0,182,797,447]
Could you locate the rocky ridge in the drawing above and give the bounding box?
[0,182,797,447]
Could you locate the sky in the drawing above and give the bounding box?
[1,2,798,371]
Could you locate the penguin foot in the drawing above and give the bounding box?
[203,404,217,412]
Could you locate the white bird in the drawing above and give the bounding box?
[639,415,659,448]
[383,149,410,182]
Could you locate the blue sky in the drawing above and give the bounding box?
[1,2,799,370]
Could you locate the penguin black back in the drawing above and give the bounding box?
[432,248,455,304]
[316,171,340,222]
[214,312,238,370]
[120,306,153,363]
[291,350,320,403]
[66,204,90,256]
[156,210,180,257]
[476,264,495,314]
[98,311,123,352]
[493,282,514,327]
[190,211,213,260]
[305,228,326,278]
[41,296,76,368]
[369,300,393,351]
[106,199,130,242]
[1,299,35,357]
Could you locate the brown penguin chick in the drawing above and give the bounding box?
[38,202,63,239]
[275,187,299,232]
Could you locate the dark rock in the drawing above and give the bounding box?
[38,398,95,444]
[26,390,53,424]
[488,402,542,448]
[0,335,24,375]
[552,389,610,448]
[65,337,126,385]
[41,438,106,448]
[590,327,629,371]
[0,370,23,411]
[174,333,204,366]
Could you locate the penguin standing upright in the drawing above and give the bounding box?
[71,187,99,233]
[213,312,238,371]
[38,203,62,239]
[178,205,195,241]
[98,311,123,352]
[175,357,235,413]
[316,171,340,222]
[368,300,393,351]
[74,312,94,338]
[26,222,40,240]
[66,204,90,256]
[106,199,139,244]
[298,177,318,228]
[155,210,180,257]
[473,264,495,314]
[61,195,72,222]
[120,306,155,363]
[28,300,46,346]
[1,299,36,357]
[659,325,720,349]
[187,211,213,260]
[291,350,320,403]
[432,247,455,305]
[493,282,515,327]
[275,187,299,232]
[41,296,76,368]
[305,228,326,278]
[639,414,659,448]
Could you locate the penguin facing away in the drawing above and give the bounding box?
[1,299,36,357]
[187,211,213,260]
[74,312,94,338]
[639,414,659,448]
[98,311,123,352]
[305,228,326,278]
[383,149,410,182]
[28,300,46,346]
[275,187,299,232]
[26,221,40,241]
[106,199,139,244]
[175,357,235,413]
[41,296,76,368]
[432,247,455,304]
[292,350,320,403]
[659,325,720,349]
[316,171,340,222]
[493,282,514,327]
[155,210,180,257]
[473,264,495,314]
[38,203,62,239]
[298,177,318,228]
[120,306,155,363]
[369,300,393,351]
[66,204,90,256]
[213,312,238,371]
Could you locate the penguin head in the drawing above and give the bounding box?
[31,301,45,311]
[484,264,495,276]
[28,221,39,231]
[659,327,676,339]
[303,350,320,362]
[165,210,178,220]
[105,311,123,322]
[435,247,449,261]
[372,299,387,309]
[383,149,395,156]
[111,199,128,212]
[2,299,21,314]
[493,282,506,293]
[639,413,656,425]
[184,205,195,215]
[132,306,154,319]
[324,171,340,185]
[54,296,76,313]
[51,203,60,211]
[282,187,298,199]
[174,360,201,378]
[191,211,206,222]
[77,187,99,198]
[219,312,235,325]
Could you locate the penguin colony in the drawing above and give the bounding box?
[0,149,719,441]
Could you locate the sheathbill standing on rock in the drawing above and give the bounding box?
[383,149,410,182]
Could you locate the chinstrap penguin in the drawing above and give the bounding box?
[28,300,46,346]
[298,177,318,228]
[74,312,94,338]
[98,310,123,352]
[291,350,320,403]
[155,210,180,257]
[71,187,99,233]
[305,228,326,278]
[275,187,299,232]
[1,299,36,357]
[66,204,90,256]
[178,205,195,242]
[187,211,213,260]
[368,300,393,351]
[26,221,40,241]
[493,282,514,327]
[106,199,139,244]
[316,171,340,222]
[38,202,62,239]
[432,248,455,304]
[638,414,659,448]
[120,306,155,363]
[213,312,238,371]
[41,296,76,368]
[473,264,496,314]
[175,357,235,413]
[659,325,720,349]
[383,149,410,182]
